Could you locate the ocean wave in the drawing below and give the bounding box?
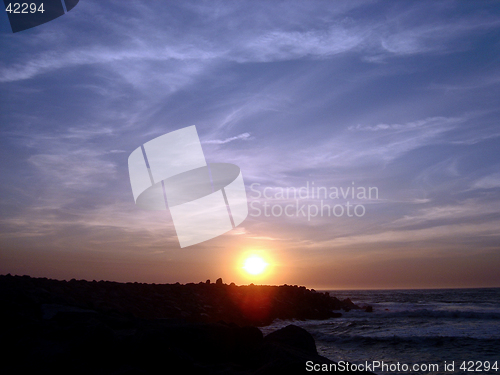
[373,309,500,320]
[315,333,500,346]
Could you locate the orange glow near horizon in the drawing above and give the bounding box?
[242,256,268,275]
[237,250,275,283]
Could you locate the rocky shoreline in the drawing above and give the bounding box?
[1,274,374,374]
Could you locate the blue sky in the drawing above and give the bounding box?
[1,0,500,288]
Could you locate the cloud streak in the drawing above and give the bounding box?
[203,132,251,144]
[1,1,499,84]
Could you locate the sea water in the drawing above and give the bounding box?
[260,288,500,374]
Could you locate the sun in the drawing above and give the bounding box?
[242,256,268,275]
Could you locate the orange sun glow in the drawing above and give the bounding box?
[242,256,268,275]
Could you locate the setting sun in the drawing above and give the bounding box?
[242,256,268,275]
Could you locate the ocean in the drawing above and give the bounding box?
[260,288,500,374]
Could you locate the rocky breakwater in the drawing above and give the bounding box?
[1,274,374,374]
[0,274,362,326]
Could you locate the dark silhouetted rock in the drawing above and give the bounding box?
[0,274,373,375]
[0,274,360,326]
[264,324,317,355]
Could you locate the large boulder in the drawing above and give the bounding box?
[264,324,317,355]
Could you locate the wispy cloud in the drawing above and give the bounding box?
[235,26,366,63]
[203,132,251,144]
[348,117,463,132]
[390,199,500,228]
[28,150,117,189]
[1,1,499,84]
[471,173,500,190]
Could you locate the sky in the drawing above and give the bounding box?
[1,0,500,289]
